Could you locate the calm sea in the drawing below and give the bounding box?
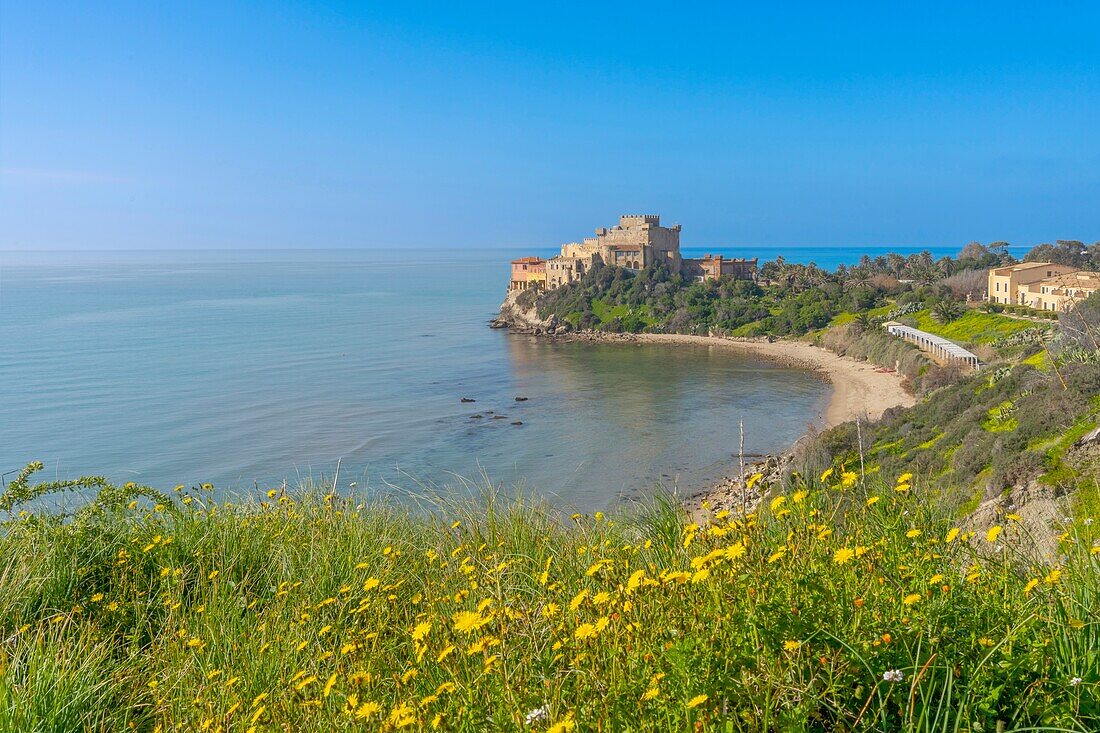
[0,245,1013,510]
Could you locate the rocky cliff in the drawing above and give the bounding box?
[490,290,572,335]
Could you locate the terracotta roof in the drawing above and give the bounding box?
[511,256,545,264]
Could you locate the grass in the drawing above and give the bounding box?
[912,309,1038,346]
[1,464,1099,731]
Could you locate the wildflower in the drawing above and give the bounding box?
[906,529,921,538]
[547,716,575,733]
[865,495,880,507]
[767,546,787,563]
[840,471,858,488]
[833,548,855,565]
[436,645,456,663]
[945,528,960,543]
[525,706,549,725]
[686,694,709,709]
[745,472,764,489]
[388,703,416,727]
[452,610,488,634]
[640,687,659,701]
[783,640,801,651]
[412,621,431,642]
[363,578,381,592]
[1045,567,1063,585]
[355,701,382,719]
[903,593,922,606]
[883,669,904,683]
[1070,677,1083,687]
[985,526,1003,543]
[626,569,646,593]
[569,590,588,610]
[90,593,104,603]
[820,467,834,482]
[1024,578,1039,595]
[574,623,597,640]
[770,496,786,512]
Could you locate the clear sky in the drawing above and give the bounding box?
[1,2,1098,250]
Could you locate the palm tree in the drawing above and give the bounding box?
[932,299,963,324]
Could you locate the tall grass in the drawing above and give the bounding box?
[1,464,1097,731]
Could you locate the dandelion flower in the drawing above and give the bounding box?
[833,548,855,565]
[547,716,575,733]
[452,611,487,634]
[686,694,709,709]
[985,526,1003,543]
[783,640,801,651]
[640,687,659,701]
[903,593,922,606]
[412,622,431,642]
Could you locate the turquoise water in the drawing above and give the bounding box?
[0,247,921,510]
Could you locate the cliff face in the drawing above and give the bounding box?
[490,290,571,335]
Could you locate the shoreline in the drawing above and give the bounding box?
[538,331,915,429]
[508,328,916,513]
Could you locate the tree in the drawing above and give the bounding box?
[932,299,963,324]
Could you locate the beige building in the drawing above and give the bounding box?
[987,262,1079,306]
[1016,270,1100,311]
[560,214,683,271]
[509,214,757,293]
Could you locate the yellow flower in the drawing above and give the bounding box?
[436,645,456,663]
[903,593,922,606]
[388,703,416,728]
[945,528,960,543]
[1024,578,1039,595]
[770,496,786,512]
[355,701,383,720]
[783,640,801,651]
[985,526,1003,543]
[569,590,588,611]
[592,591,611,605]
[820,467,834,482]
[547,716,576,733]
[1045,567,1063,585]
[792,490,808,504]
[322,673,338,698]
[362,578,381,592]
[833,548,855,565]
[745,472,764,489]
[411,622,431,642]
[686,694,709,709]
[840,471,858,488]
[865,495,880,507]
[90,593,104,603]
[452,611,488,634]
[767,547,786,563]
[626,569,646,592]
[575,623,597,640]
[906,529,921,538]
[929,574,944,585]
[640,686,659,701]
[897,472,913,484]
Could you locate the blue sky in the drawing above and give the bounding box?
[1,1,1098,250]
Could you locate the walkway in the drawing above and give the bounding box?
[883,322,982,370]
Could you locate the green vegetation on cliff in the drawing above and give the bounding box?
[2,462,1098,731]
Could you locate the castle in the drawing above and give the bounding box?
[509,214,757,293]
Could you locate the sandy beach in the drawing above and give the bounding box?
[561,332,915,429]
